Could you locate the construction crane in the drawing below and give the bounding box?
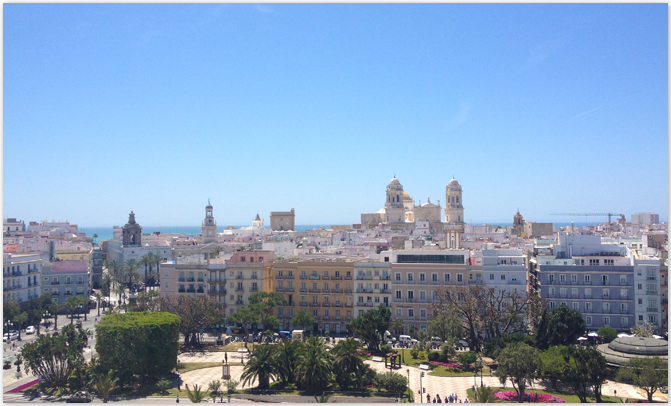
[550,213,624,232]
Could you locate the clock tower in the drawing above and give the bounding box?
[202,199,218,244]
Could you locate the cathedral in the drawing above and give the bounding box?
[359,176,465,235]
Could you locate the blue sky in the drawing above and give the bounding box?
[4,4,668,227]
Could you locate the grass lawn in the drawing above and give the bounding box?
[175,362,242,374]
[430,366,490,377]
[466,387,630,403]
[387,349,489,377]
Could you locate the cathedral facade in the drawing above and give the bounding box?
[359,176,465,234]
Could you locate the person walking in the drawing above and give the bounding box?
[448,394,453,403]
[176,396,180,403]
[437,394,442,403]
[426,393,431,403]
[444,395,448,403]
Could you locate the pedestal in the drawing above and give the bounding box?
[222,363,231,380]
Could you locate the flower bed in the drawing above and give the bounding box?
[6,379,39,393]
[494,391,565,403]
[429,361,462,368]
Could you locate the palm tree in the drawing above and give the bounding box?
[77,295,89,321]
[296,336,332,390]
[151,253,163,286]
[274,339,302,384]
[185,384,207,403]
[140,254,153,286]
[115,284,127,310]
[101,272,114,311]
[94,293,103,317]
[240,343,277,390]
[93,370,119,403]
[332,337,363,390]
[49,303,62,330]
[14,312,28,340]
[65,296,81,325]
[104,260,123,282]
[124,259,141,287]
[473,385,496,403]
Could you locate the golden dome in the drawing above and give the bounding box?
[403,191,411,199]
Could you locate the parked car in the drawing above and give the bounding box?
[25,326,35,335]
[4,332,19,341]
[430,336,443,344]
[66,391,92,403]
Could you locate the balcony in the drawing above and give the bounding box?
[288,302,294,306]
[251,287,259,292]
[64,292,72,296]
[236,275,244,280]
[277,275,284,279]
[197,288,204,293]
[357,275,373,280]
[418,280,427,285]
[584,294,592,299]
[507,280,523,285]
[286,275,294,279]
[301,288,307,292]
[311,288,321,293]
[179,277,186,282]
[324,315,330,320]
[334,289,341,293]
[393,298,403,303]
[380,289,391,294]
[345,304,353,308]
[310,302,320,307]
[287,287,294,292]
[356,288,369,293]
[345,289,352,294]
[28,268,39,274]
[187,288,196,293]
[235,287,244,292]
[323,303,330,307]
[621,280,628,285]
[336,316,341,321]
[333,276,341,280]
[187,278,195,282]
[468,280,483,285]
[602,281,610,286]
[431,281,440,285]
[309,275,320,280]
[51,281,60,285]
[52,291,60,295]
[647,291,658,296]
[251,275,258,280]
[620,309,629,314]
[420,316,428,321]
[345,276,352,281]
[300,275,307,280]
[334,303,341,307]
[276,288,284,293]
[323,276,330,280]
[236,300,244,305]
[602,308,611,314]
[300,302,307,306]
[647,308,659,313]
[381,275,391,280]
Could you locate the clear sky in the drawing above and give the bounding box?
[4,4,668,227]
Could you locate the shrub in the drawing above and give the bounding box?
[427,351,439,362]
[458,351,477,366]
[96,312,180,383]
[438,353,448,363]
[410,349,419,359]
[157,379,172,395]
[380,344,392,355]
[418,352,426,360]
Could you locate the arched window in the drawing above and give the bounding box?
[396,195,400,203]
[456,197,459,203]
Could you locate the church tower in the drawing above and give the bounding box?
[252,213,264,229]
[385,176,406,223]
[444,178,464,225]
[122,211,142,246]
[202,199,218,244]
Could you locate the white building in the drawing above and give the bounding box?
[633,254,662,332]
[480,249,527,295]
[353,261,392,318]
[631,213,660,226]
[3,253,42,304]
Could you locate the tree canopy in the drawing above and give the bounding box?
[616,357,668,402]
[495,342,541,403]
[535,305,585,350]
[160,296,225,347]
[349,305,392,353]
[292,310,316,331]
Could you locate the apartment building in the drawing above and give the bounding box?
[160,254,210,299]
[225,251,275,318]
[480,250,528,295]
[537,233,638,332]
[42,259,90,305]
[353,261,392,317]
[382,249,475,335]
[633,253,662,332]
[271,260,355,334]
[208,257,227,307]
[3,253,42,304]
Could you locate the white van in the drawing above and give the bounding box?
[430,337,443,345]
[398,335,417,345]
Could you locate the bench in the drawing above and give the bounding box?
[419,364,430,370]
[372,356,384,362]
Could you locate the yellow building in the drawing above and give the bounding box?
[269,261,356,334]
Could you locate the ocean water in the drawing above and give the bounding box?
[79,222,597,242]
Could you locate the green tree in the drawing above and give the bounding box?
[104,260,123,283]
[151,253,164,285]
[296,336,332,390]
[94,293,103,317]
[3,300,21,325]
[19,324,89,390]
[332,337,364,390]
[428,311,463,343]
[540,346,568,391]
[157,379,172,396]
[495,342,541,403]
[93,370,119,403]
[597,326,618,343]
[374,370,408,394]
[240,343,277,390]
[14,312,28,340]
[274,339,302,384]
[227,306,258,349]
[292,309,316,332]
[185,384,207,403]
[248,292,285,330]
[115,284,127,309]
[314,393,334,403]
[208,380,222,395]
[349,305,392,353]
[616,357,668,403]
[95,312,180,384]
[123,259,141,287]
[160,296,225,348]
[140,254,153,286]
[65,296,81,325]
[49,303,62,331]
[390,318,405,336]
[535,305,586,350]
[101,271,114,310]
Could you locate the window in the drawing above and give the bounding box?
[548,275,554,283]
[639,315,644,321]
[407,273,414,282]
[489,274,494,280]
[314,310,318,317]
[620,289,627,299]
[396,308,402,317]
[572,302,579,310]
[279,309,283,318]
[241,256,245,262]
[444,273,451,283]
[420,309,426,318]
[571,274,577,283]
[289,308,293,318]
[638,298,643,305]
[589,259,599,266]
[66,277,71,284]
[604,316,610,326]
[457,274,463,282]
[408,309,414,317]
[572,288,578,298]
[419,273,426,282]
[395,291,402,299]
[638,283,643,290]
[432,273,438,282]
[585,302,592,311]
[550,302,556,309]
[560,274,566,283]
[419,291,426,301]
[501,274,506,280]
[586,316,592,326]
[621,303,628,313]
[584,274,591,283]
[549,287,555,296]
[395,273,401,282]
[259,257,263,262]
[408,291,414,300]
[648,315,658,325]
[603,289,610,298]
[602,275,608,285]
[605,259,614,266]
[603,302,610,312]
[560,288,567,297]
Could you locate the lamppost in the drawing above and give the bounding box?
[406,368,410,402]
[420,371,424,403]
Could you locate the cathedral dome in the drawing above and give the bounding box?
[389,177,401,186]
[447,178,462,191]
[403,191,411,200]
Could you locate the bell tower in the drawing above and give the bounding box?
[202,199,218,244]
[385,176,405,223]
[122,211,142,246]
[444,178,464,225]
